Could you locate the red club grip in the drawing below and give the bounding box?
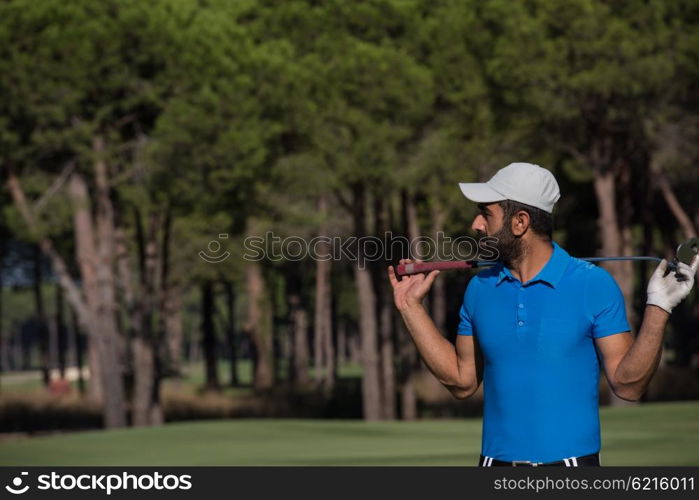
[395,261,476,276]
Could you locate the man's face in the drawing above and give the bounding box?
[471,202,504,237]
[472,201,524,265]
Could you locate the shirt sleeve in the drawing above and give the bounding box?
[457,278,478,336]
[585,266,631,338]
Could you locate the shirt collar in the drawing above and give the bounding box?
[495,242,570,288]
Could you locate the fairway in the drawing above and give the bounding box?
[0,402,698,466]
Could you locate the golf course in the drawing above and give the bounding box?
[1,401,697,466]
[2,0,699,482]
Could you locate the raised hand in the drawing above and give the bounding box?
[387,259,440,312]
[646,258,698,313]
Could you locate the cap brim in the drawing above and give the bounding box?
[458,183,506,204]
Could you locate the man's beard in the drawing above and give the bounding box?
[484,224,524,266]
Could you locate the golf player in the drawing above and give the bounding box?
[387,162,698,467]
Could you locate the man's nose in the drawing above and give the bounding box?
[471,214,486,233]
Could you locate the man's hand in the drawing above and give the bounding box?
[646,258,698,313]
[387,259,440,312]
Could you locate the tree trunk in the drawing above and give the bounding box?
[224,282,239,387]
[163,285,184,378]
[145,212,164,425]
[201,281,220,391]
[128,210,163,426]
[55,283,67,378]
[245,261,275,391]
[654,169,697,239]
[0,237,4,384]
[374,197,396,419]
[638,164,654,342]
[654,164,699,366]
[313,199,326,384]
[400,346,418,420]
[158,207,183,381]
[314,195,335,392]
[337,320,347,365]
[356,265,382,420]
[617,160,637,326]
[324,280,338,396]
[47,315,58,381]
[349,327,361,364]
[86,335,103,402]
[271,278,284,384]
[591,162,634,408]
[32,245,50,387]
[92,138,129,427]
[353,186,382,421]
[399,190,420,419]
[430,199,448,332]
[69,171,105,404]
[69,307,86,394]
[323,291,336,394]
[289,290,310,387]
[132,334,155,425]
[591,159,636,312]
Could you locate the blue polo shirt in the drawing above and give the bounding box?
[457,242,630,462]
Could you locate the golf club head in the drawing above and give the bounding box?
[676,237,699,267]
[665,237,699,281]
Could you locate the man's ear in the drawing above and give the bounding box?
[511,210,530,236]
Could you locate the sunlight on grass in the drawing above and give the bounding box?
[1,401,697,466]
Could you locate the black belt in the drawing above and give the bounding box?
[479,453,600,467]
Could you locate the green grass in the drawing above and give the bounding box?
[1,401,698,466]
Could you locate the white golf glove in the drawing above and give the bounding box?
[646,258,698,313]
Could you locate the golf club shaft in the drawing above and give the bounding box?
[395,256,663,277]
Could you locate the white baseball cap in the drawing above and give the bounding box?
[458,162,560,213]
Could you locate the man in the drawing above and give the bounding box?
[387,162,697,467]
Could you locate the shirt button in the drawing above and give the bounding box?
[518,320,524,327]
[518,303,524,309]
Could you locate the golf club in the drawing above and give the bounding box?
[396,237,699,279]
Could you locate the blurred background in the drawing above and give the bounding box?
[1,0,698,465]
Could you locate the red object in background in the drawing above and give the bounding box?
[48,378,71,396]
